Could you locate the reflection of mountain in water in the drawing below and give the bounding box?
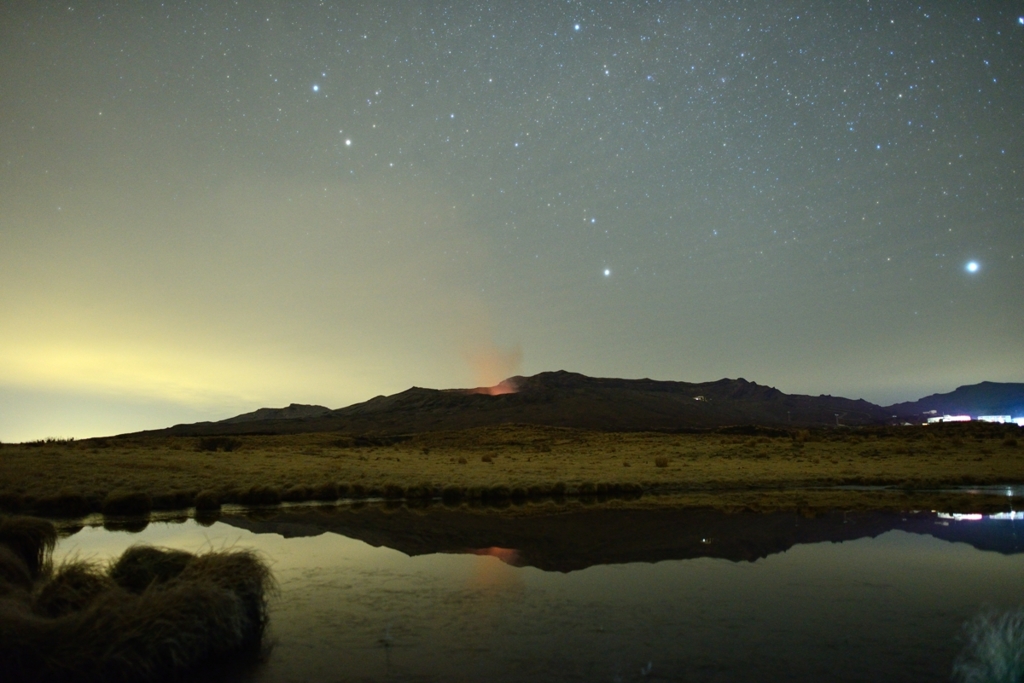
[219,506,1024,572]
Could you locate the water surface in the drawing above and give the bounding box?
[55,506,1024,682]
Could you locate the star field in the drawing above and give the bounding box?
[1,1,1022,440]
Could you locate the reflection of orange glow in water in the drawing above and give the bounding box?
[469,547,520,565]
[466,547,525,594]
[467,379,519,396]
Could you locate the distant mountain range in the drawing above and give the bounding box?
[151,371,1024,437]
[885,381,1024,420]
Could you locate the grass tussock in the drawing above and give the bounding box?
[102,490,152,516]
[953,607,1024,683]
[33,490,94,518]
[0,516,57,579]
[193,490,221,511]
[0,515,274,683]
[236,485,281,506]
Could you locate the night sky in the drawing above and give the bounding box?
[2,1,1022,441]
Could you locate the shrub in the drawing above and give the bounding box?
[1001,436,1018,448]
[102,491,153,517]
[457,457,468,465]
[655,457,670,468]
[481,454,493,463]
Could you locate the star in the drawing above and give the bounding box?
[312,84,319,92]
[965,261,979,273]
[603,268,611,277]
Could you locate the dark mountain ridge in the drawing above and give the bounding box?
[148,371,1023,438]
[885,381,1024,421]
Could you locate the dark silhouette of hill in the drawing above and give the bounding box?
[157,370,891,437]
[885,381,1024,421]
[220,403,332,424]
[219,506,1024,572]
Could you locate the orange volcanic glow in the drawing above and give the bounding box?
[468,379,519,396]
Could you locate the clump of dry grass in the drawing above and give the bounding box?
[32,490,94,518]
[193,490,221,511]
[0,516,57,579]
[102,490,152,516]
[33,560,113,618]
[310,482,338,501]
[236,485,281,506]
[0,516,274,683]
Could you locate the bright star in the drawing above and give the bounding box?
[603,268,611,277]
[312,84,319,92]
[574,24,581,31]
[966,261,979,273]
[345,139,352,146]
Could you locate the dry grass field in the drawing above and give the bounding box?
[1,423,1020,516]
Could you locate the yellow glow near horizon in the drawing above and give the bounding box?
[0,337,387,409]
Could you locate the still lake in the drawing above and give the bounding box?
[54,503,1024,682]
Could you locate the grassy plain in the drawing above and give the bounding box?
[0,423,1021,516]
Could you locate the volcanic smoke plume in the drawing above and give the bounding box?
[465,342,522,395]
